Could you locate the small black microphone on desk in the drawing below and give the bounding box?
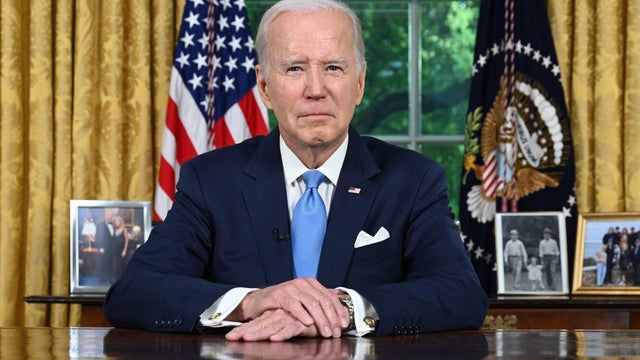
[273,228,291,241]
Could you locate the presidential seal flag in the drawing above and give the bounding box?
[459,0,577,295]
[154,0,269,221]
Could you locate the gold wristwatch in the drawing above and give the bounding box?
[338,294,356,331]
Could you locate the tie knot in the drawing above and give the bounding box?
[302,170,325,189]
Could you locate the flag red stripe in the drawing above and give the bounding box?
[213,118,235,149]
[238,90,269,137]
[157,156,177,201]
[165,98,198,163]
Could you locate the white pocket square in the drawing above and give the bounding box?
[354,227,390,248]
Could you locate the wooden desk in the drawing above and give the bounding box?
[2,327,640,358]
[487,296,640,329]
[26,295,640,329]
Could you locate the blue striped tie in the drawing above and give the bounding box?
[291,170,327,278]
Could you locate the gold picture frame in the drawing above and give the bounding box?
[572,212,640,295]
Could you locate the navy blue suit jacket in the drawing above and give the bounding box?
[104,127,488,335]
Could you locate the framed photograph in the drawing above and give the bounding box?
[495,211,569,295]
[572,212,640,295]
[70,200,151,294]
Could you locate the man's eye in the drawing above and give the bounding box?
[327,65,342,72]
[287,66,302,72]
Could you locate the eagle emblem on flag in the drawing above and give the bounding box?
[463,72,572,224]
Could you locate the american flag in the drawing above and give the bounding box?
[154,0,269,221]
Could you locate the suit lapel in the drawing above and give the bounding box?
[241,128,381,288]
[242,129,294,285]
[317,129,380,288]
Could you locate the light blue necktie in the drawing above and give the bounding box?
[291,170,327,278]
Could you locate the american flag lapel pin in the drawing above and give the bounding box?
[348,187,361,194]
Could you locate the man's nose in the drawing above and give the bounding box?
[304,68,327,98]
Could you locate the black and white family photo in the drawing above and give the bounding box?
[496,212,569,295]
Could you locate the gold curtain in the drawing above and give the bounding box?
[547,0,640,213]
[0,0,184,327]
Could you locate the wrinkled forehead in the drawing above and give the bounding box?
[269,10,354,49]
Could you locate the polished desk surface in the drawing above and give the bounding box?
[2,328,640,359]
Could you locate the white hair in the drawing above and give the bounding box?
[255,0,366,81]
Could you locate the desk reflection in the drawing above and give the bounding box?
[206,338,350,359]
[102,329,489,359]
[2,327,640,358]
[489,330,640,358]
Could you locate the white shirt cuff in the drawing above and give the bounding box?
[199,287,258,328]
[337,287,379,336]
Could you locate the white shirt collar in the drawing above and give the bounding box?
[280,134,349,187]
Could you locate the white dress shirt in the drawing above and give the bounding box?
[199,134,378,336]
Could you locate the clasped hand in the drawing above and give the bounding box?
[225,278,350,341]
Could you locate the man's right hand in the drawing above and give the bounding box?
[227,277,349,339]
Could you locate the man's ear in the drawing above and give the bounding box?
[355,71,366,106]
[255,65,272,109]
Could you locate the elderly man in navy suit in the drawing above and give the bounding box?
[104,0,487,341]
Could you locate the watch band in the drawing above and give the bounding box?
[338,294,356,331]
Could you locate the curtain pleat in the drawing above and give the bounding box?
[25,0,55,327]
[1,0,29,327]
[593,1,625,211]
[50,0,75,327]
[624,0,640,209]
